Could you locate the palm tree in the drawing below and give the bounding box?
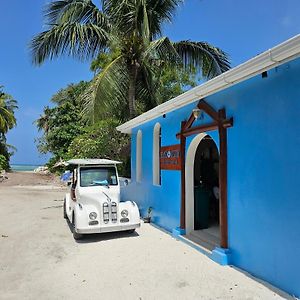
[36,107,52,134]
[0,88,17,134]
[36,81,88,133]
[0,88,17,167]
[30,0,230,120]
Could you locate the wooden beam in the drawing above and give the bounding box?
[180,121,186,230]
[198,99,219,121]
[179,122,219,138]
[183,113,195,131]
[218,109,228,249]
[183,99,218,132]
[176,118,233,139]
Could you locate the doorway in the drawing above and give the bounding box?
[193,135,220,246]
[185,133,220,251]
[180,100,231,250]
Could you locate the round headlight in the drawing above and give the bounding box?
[121,209,128,218]
[89,212,97,220]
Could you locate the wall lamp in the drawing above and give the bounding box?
[192,108,203,119]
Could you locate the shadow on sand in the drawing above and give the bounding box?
[65,219,139,244]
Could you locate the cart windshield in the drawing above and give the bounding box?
[80,166,118,187]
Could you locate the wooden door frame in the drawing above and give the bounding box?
[176,99,233,249]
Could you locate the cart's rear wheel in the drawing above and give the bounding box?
[72,214,83,240]
[63,198,67,219]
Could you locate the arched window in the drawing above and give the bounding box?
[153,123,161,185]
[136,130,142,182]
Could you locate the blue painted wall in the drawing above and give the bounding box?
[121,58,300,297]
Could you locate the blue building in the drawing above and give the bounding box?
[117,35,300,297]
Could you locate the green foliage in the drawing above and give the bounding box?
[0,86,18,134]
[0,154,9,171]
[36,60,199,175]
[51,81,89,106]
[36,82,89,158]
[0,86,18,169]
[65,119,130,176]
[0,136,10,160]
[30,0,230,121]
[90,51,121,74]
[155,65,198,105]
[89,52,200,118]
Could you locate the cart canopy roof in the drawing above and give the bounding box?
[67,159,122,166]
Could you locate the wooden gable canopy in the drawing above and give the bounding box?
[176,99,233,249]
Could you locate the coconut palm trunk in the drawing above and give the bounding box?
[128,64,138,118]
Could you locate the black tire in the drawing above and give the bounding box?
[63,198,67,219]
[73,230,83,240]
[127,229,135,234]
[72,214,83,240]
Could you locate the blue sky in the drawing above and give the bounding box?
[1,0,300,165]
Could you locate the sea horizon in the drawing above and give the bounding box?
[11,164,44,171]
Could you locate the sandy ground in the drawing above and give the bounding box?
[0,171,62,187]
[0,173,291,300]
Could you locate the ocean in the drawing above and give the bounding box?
[11,164,42,172]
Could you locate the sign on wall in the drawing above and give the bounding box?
[160,144,181,170]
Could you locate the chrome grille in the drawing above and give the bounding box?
[102,201,118,223]
[103,202,109,223]
[111,202,117,223]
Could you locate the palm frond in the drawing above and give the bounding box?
[0,93,17,134]
[0,106,16,133]
[146,0,183,38]
[82,54,130,122]
[136,63,160,110]
[141,0,150,43]
[45,0,109,28]
[173,40,230,79]
[111,1,141,37]
[144,36,180,63]
[30,22,108,65]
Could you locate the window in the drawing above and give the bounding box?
[136,130,142,182]
[153,123,161,185]
[80,167,117,187]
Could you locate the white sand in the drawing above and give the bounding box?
[0,177,291,300]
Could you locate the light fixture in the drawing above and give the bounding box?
[121,209,129,218]
[192,108,202,119]
[89,212,97,220]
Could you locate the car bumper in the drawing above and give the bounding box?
[76,222,140,234]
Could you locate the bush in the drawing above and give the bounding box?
[65,119,130,176]
[0,154,9,171]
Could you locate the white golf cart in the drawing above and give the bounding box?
[63,159,140,240]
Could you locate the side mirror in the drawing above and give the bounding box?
[124,179,129,186]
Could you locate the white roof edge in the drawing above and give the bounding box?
[117,34,300,134]
[67,159,122,165]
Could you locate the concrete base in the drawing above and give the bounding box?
[172,228,231,266]
[211,247,231,265]
[172,227,186,238]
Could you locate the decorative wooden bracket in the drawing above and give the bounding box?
[176,99,233,139]
[178,99,233,249]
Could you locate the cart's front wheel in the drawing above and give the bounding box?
[72,215,83,240]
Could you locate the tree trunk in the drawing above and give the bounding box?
[128,65,138,119]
